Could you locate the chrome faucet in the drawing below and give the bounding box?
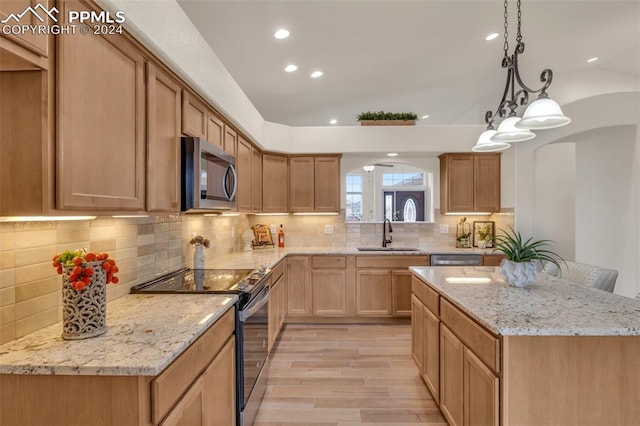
[382,218,393,247]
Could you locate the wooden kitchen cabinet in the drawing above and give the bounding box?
[236,136,252,212]
[0,0,49,58]
[391,270,412,316]
[160,376,205,426]
[439,153,500,214]
[482,254,505,266]
[463,347,499,426]
[289,156,314,212]
[411,295,425,371]
[411,281,441,403]
[311,256,348,316]
[262,153,289,213]
[355,270,392,316]
[224,126,237,157]
[440,324,464,426]
[268,260,287,351]
[252,149,263,212]
[146,62,181,212]
[288,155,341,212]
[287,256,312,316]
[206,110,225,150]
[181,90,207,140]
[57,0,145,210]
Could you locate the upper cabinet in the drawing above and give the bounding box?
[181,91,207,140]
[262,153,288,213]
[439,153,500,214]
[289,155,341,213]
[146,63,181,212]
[57,0,145,210]
[0,0,49,59]
[236,136,252,212]
[252,149,263,212]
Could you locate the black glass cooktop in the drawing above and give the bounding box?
[131,268,260,294]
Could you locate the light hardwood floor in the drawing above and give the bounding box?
[254,324,448,425]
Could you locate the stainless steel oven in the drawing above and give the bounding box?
[237,284,269,426]
[130,267,270,426]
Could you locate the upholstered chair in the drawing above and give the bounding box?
[543,261,618,293]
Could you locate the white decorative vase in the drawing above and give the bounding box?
[193,244,205,269]
[499,259,537,288]
[62,261,107,340]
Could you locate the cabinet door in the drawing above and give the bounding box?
[314,156,340,212]
[474,154,501,213]
[424,305,440,402]
[279,270,287,328]
[463,347,499,426]
[442,154,474,213]
[181,91,207,139]
[262,153,288,212]
[392,270,412,316]
[355,270,392,316]
[146,63,181,212]
[160,377,204,426]
[236,137,252,212]
[289,156,314,212]
[57,5,145,210]
[202,337,236,426]
[312,269,347,316]
[251,149,263,212]
[411,295,424,371]
[206,111,224,150]
[287,256,311,315]
[440,324,464,426]
[224,126,237,157]
[0,0,49,57]
[268,277,278,352]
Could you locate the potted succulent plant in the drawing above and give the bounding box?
[357,111,418,126]
[493,227,564,288]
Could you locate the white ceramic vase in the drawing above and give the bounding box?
[193,244,205,269]
[499,259,537,288]
[61,260,108,340]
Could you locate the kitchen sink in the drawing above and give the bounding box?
[357,247,421,251]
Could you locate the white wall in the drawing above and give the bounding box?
[515,92,640,297]
[533,143,576,260]
[574,126,638,297]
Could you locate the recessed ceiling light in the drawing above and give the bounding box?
[329,119,337,125]
[587,56,599,63]
[421,114,430,119]
[284,64,298,72]
[387,153,398,157]
[274,29,290,39]
[485,32,500,41]
[310,71,323,78]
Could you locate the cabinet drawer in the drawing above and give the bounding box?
[311,256,346,269]
[271,260,285,282]
[356,256,429,269]
[152,307,235,423]
[441,299,499,373]
[411,276,439,316]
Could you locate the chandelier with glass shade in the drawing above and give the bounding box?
[473,0,571,152]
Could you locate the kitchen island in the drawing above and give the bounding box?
[410,266,640,426]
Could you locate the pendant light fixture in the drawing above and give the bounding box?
[472,127,511,152]
[473,0,571,151]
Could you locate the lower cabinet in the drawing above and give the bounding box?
[392,270,412,316]
[268,261,287,352]
[312,269,347,316]
[287,256,312,316]
[356,270,392,316]
[412,277,498,426]
[162,337,236,426]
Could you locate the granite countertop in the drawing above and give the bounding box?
[206,246,493,270]
[410,266,640,337]
[0,294,237,376]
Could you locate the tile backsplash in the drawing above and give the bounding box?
[0,210,512,344]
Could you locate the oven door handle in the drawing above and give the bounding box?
[239,287,269,322]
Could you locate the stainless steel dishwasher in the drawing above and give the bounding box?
[430,253,483,266]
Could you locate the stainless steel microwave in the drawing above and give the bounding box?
[181,137,237,212]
